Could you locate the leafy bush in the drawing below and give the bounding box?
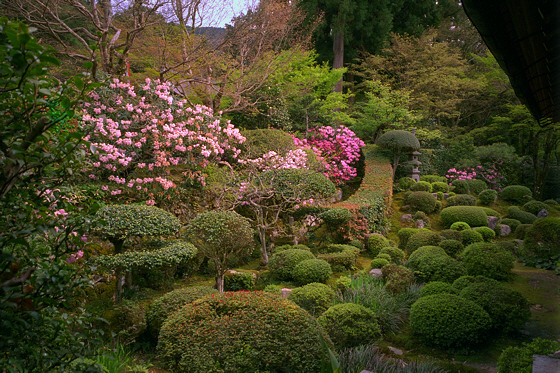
[460,229,484,246]
[421,175,448,183]
[376,253,392,261]
[268,249,316,280]
[466,179,488,195]
[405,191,437,214]
[515,224,532,239]
[146,286,217,341]
[506,206,537,224]
[292,259,333,285]
[451,180,470,194]
[500,218,522,233]
[381,264,415,293]
[439,239,464,257]
[497,338,560,373]
[431,182,449,193]
[481,207,501,217]
[240,128,295,158]
[544,199,559,206]
[447,194,477,207]
[368,234,390,256]
[441,206,488,228]
[406,230,441,253]
[474,226,496,241]
[157,291,331,372]
[371,258,390,269]
[420,281,458,297]
[407,246,466,283]
[450,222,471,231]
[348,239,364,251]
[317,244,360,272]
[452,275,499,291]
[523,217,560,268]
[410,181,432,192]
[397,177,416,191]
[500,185,533,204]
[410,294,491,349]
[102,301,146,346]
[397,228,428,250]
[319,207,353,228]
[459,242,515,280]
[522,200,548,215]
[478,189,498,205]
[288,283,335,317]
[440,229,462,241]
[273,244,311,253]
[379,247,406,265]
[317,303,381,350]
[459,282,530,333]
[224,271,256,291]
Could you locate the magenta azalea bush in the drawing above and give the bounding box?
[446,166,503,190]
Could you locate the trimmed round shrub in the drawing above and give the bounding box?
[441,206,488,228]
[410,294,491,349]
[481,207,501,217]
[447,194,477,206]
[146,286,217,341]
[317,245,360,272]
[451,180,470,194]
[459,282,530,333]
[224,271,256,291]
[367,234,390,256]
[460,229,484,246]
[379,247,406,264]
[413,211,431,226]
[407,246,466,283]
[157,291,331,372]
[420,281,458,297]
[436,191,445,200]
[545,199,559,205]
[370,258,390,269]
[268,249,315,280]
[375,253,392,261]
[450,221,471,231]
[317,303,381,350]
[421,175,447,183]
[319,207,353,228]
[397,177,416,191]
[501,218,522,233]
[410,181,432,192]
[431,181,449,193]
[523,217,560,260]
[348,239,364,251]
[478,189,498,205]
[396,228,428,250]
[496,240,527,259]
[439,239,464,257]
[506,206,537,224]
[500,185,533,204]
[288,283,336,317]
[406,230,441,253]
[381,264,415,293]
[272,244,311,254]
[466,179,487,195]
[474,226,496,241]
[452,275,499,291]
[405,191,437,214]
[515,223,532,239]
[523,200,547,215]
[407,246,447,268]
[292,259,333,285]
[440,229,462,241]
[459,242,515,280]
[497,338,560,373]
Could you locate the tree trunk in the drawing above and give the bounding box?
[392,152,400,180]
[333,31,344,93]
[112,239,125,303]
[216,271,225,293]
[258,227,269,264]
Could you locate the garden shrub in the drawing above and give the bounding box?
[407,246,447,268]
[450,221,471,231]
[288,283,335,317]
[348,239,364,251]
[437,191,445,200]
[146,286,217,341]
[460,229,484,246]
[421,175,447,183]
[292,259,333,285]
[522,200,548,215]
[406,230,441,253]
[440,229,462,241]
[413,211,431,226]
[370,258,390,269]
[496,240,527,259]
[446,194,477,206]
[478,189,498,205]
[500,218,521,233]
[405,191,437,213]
[335,275,352,290]
[241,128,295,158]
[466,179,487,195]
[431,181,449,193]
[451,180,470,194]
[367,234,390,256]
[157,291,331,372]
[481,207,501,217]
[515,224,532,239]
[452,275,499,291]
[317,245,360,271]
[441,206,488,228]
[500,185,533,204]
[407,246,466,283]
[224,271,256,291]
[102,300,146,346]
[497,338,560,373]
[319,207,353,228]
[544,199,559,206]
[397,177,416,191]
[473,226,496,241]
[317,303,381,350]
[396,228,428,250]
[268,249,315,280]
[379,247,406,264]
[375,253,392,261]
[263,284,282,293]
[420,281,458,297]
[409,181,432,192]
[523,217,560,267]
[381,264,415,293]
[272,244,311,254]
[410,294,491,349]
[439,239,464,257]
[459,282,530,333]
[506,206,537,224]
[459,242,515,280]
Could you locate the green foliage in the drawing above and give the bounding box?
[500,185,533,204]
[269,248,316,280]
[407,246,466,283]
[506,206,537,224]
[292,259,333,285]
[240,128,295,158]
[397,177,416,191]
[317,245,359,272]
[146,286,217,341]
[397,228,428,250]
[410,294,491,349]
[466,179,488,195]
[452,275,500,292]
[272,244,311,253]
[451,180,470,194]
[376,253,392,261]
[450,222,471,231]
[478,189,498,205]
[410,181,432,192]
[421,175,447,183]
[224,272,256,291]
[515,224,533,240]
[497,338,560,373]
[446,194,477,206]
[431,182,449,193]
[371,258,390,269]
[501,218,521,233]
[381,264,415,293]
[459,242,515,281]
[522,200,548,215]
[317,303,380,350]
[441,206,489,228]
[368,234,390,256]
[460,229,484,246]
[473,226,496,241]
[439,239,464,257]
[288,282,336,317]
[440,229,462,241]
[420,281,458,297]
[523,217,560,269]
[405,191,437,214]
[319,207,353,228]
[157,291,331,372]
[376,130,421,151]
[406,230,441,253]
[379,247,406,265]
[102,300,147,346]
[264,168,337,201]
[480,207,501,217]
[459,282,530,333]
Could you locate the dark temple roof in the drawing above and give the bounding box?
[462,0,559,125]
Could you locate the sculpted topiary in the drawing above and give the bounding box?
[376,130,420,179]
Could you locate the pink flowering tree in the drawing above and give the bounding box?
[81,78,246,204]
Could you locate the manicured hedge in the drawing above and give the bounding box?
[292,259,333,285]
[459,242,515,281]
[498,338,560,373]
[523,217,560,260]
[478,189,497,206]
[439,239,464,257]
[268,249,315,280]
[506,206,537,224]
[523,200,547,215]
[406,230,441,253]
[420,281,458,297]
[288,282,335,317]
[367,234,390,256]
[405,191,437,214]
[446,194,477,206]
[440,206,488,228]
[500,185,532,204]
[407,246,466,283]
[317,244,360,272]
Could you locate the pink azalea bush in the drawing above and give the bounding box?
[81,78,246,202]
[446,166,503,190]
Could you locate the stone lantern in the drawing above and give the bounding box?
[408,150,422,182]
